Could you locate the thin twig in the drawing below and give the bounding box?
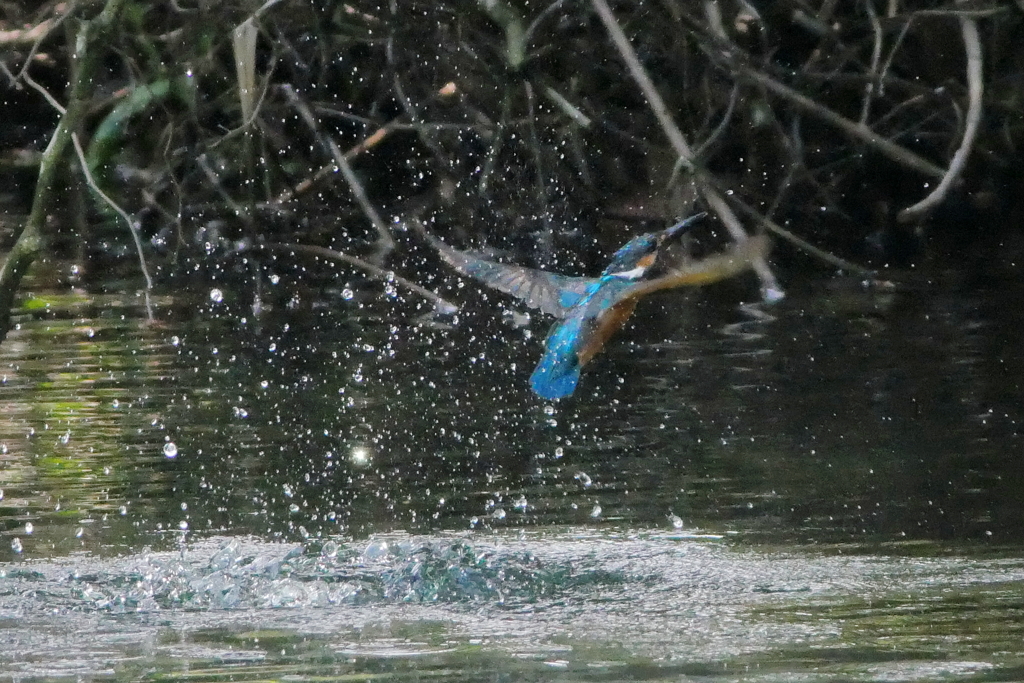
[211,53,278,148]
[695,82,739,156]
[72,132,154,320]
[272,120,398,204]
[21,71,66,114]
[0,18,55,47]
[326,139,396,252]
[0,58,16,86]
[197,154,250,219]
[278,79,466,205]
[724,191,877,277]
[860,0,883,125]
[674,11,948,179]
[0,0,131,343]
[898,17,983,222]
[590,0,783,300]
[737,66,946,179]
[524,81,553,261]
[282,85,396,252]
[15,2,77,80]
[905,7,1009,18]
[262,242,457,313]
[876,13,912,98]
[524,0,569,46]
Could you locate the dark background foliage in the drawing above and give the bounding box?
[1,0,1023,303]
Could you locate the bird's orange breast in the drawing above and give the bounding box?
[576,297,641,366]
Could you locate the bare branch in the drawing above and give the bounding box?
[898,16,983,222]
[590,0,783,301]
[0,19,55,47]
[72,132,154,320]
[736,66,946,179]
[262,242,457,314]
[15,2,78,80]
[860,0,883,125]
[282,85,396,252]
[20,71,66,114]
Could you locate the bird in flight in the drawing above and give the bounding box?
[422,214,770,399]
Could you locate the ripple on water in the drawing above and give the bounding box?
[1,530,1024,681]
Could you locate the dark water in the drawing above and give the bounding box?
[1,261,1024,681]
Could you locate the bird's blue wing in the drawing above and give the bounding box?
[425,233,596,318]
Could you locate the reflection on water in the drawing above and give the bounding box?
[1,268,1023,678]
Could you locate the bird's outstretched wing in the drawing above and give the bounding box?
[423,233,597,319]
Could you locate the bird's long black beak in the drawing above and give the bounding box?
[661,212,707,242]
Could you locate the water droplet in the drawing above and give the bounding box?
[170,336,180,347]
[119,505,128,516]
[260,380,269,389]
[24,522,33,535]
[10,538,22,553]
[179,520,189,530]
[590,504,602,518]
[289,503,300,513]
[574,472,592,487]
[269,274,280,284]
[75,527,84,538]
[349,446,371,467]
[554,447,564,459]
[342,288,355,300]
[515,495,528,511]
[209,288,224,303]
[59,430,70,445]
[669,513,684,529]
[163,442,178,458]
[363,540,389,559]
[491,507,506,520]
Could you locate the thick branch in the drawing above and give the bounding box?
[898,17,983,222]
[736,66,946,179]
[590,0,783,301]
[677,11,948,179]
[0,0,129,342]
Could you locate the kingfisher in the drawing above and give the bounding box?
[421,214,770,399]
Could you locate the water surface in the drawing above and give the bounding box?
[1,262,1022,680]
